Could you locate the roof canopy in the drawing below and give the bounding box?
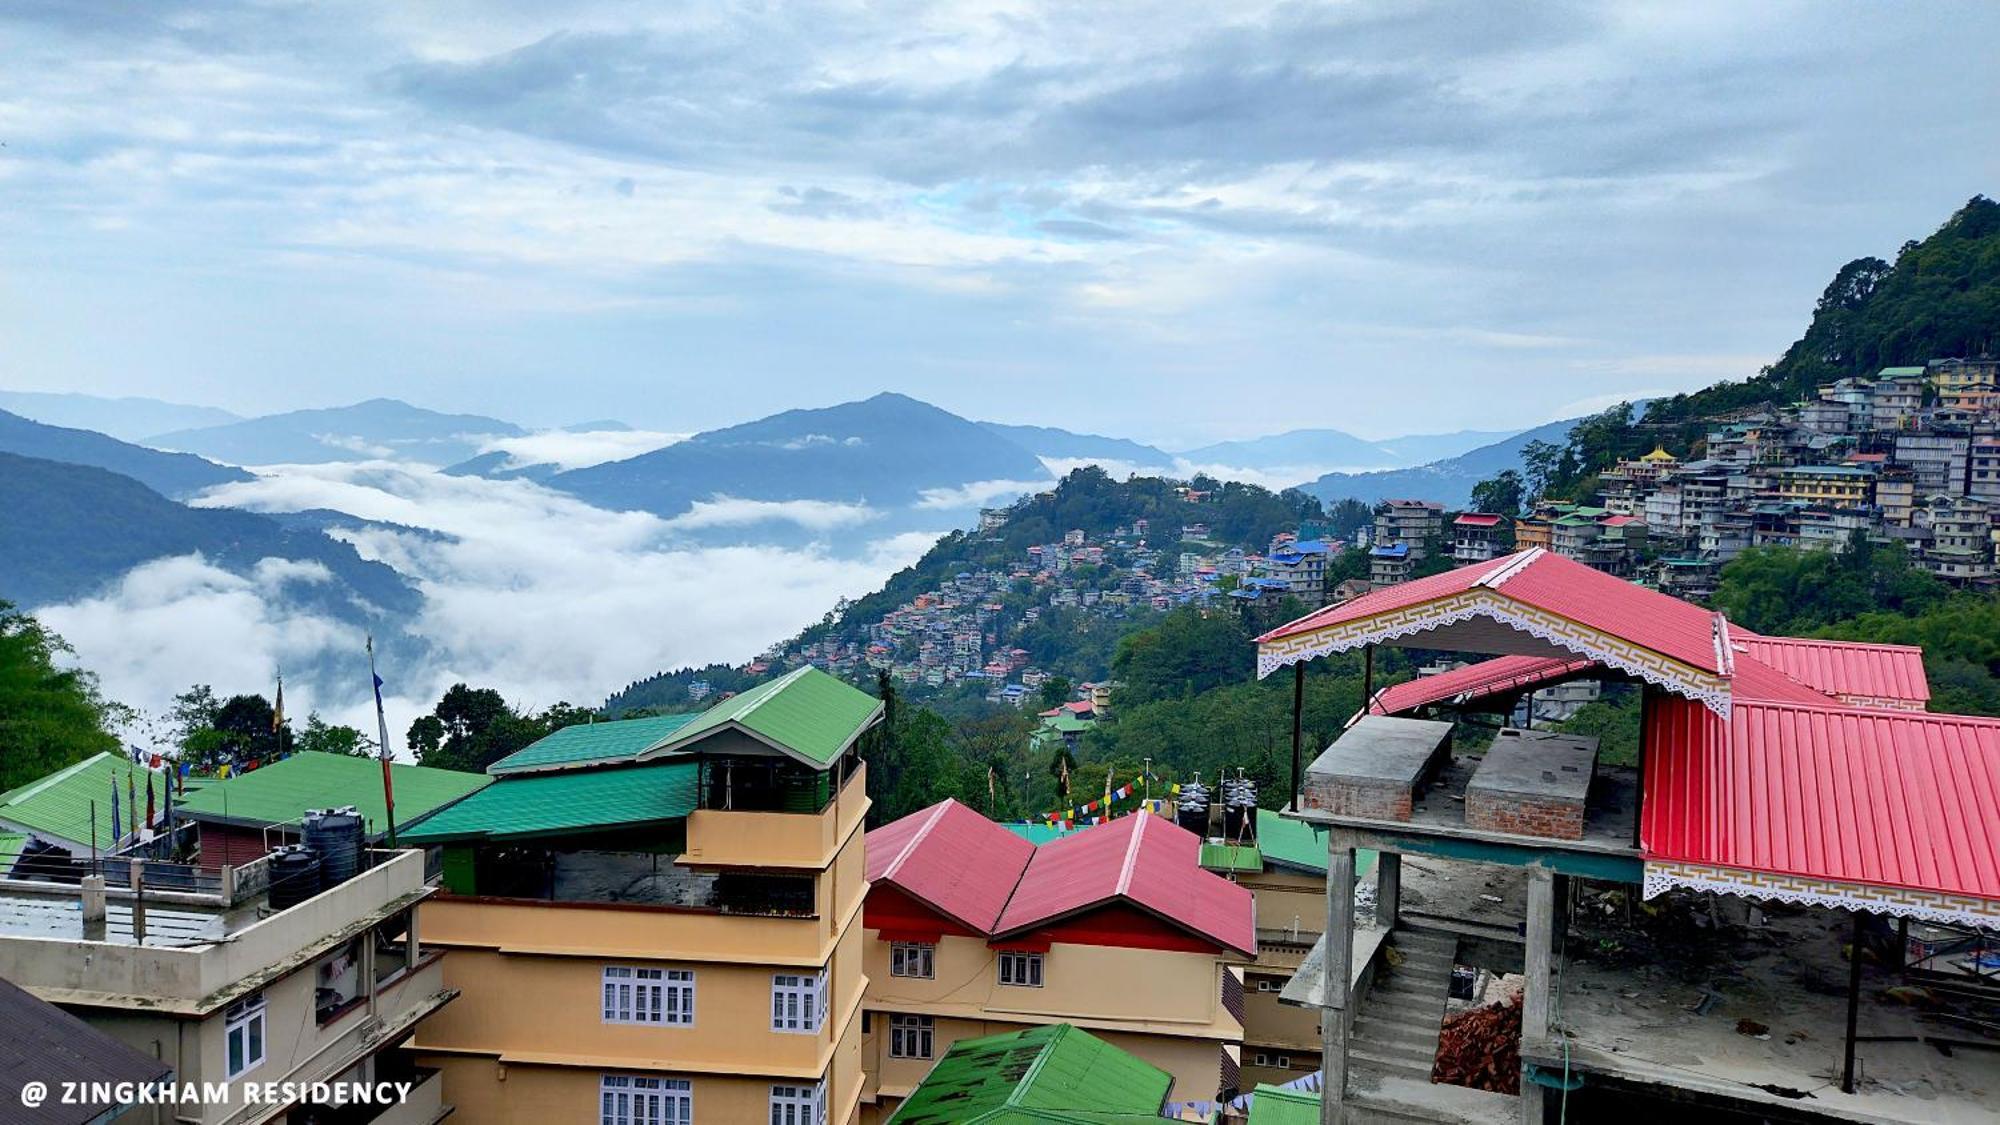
[867,799,1036,933]
[0,975,173,1125]
[635,666,882,768]
[883,1023,1172,1125]
[0,752,167,852]
[399,760,697,845]
[488,713,699,776]
[176,751,489,835]
[1257,549,1736,715]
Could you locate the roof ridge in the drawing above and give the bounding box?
[1713,613,1736,678]
[731,665,812,723]
[881,800,954,885]
[1478,548,1542,589]
[1747,635,1927,654]
[1,751,117,808]
[1005,1024,1069,1107]
[1114,811,1148,897]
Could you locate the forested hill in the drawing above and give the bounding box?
[1648,195,2000,424]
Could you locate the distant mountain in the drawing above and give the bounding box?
[440,450,563,483]
[1176,426,1523,477]
[0,391,240,442]
[1301,417,1582,508]
[147,398,524,466]
[0,451,421,618]
[0,408,250,498]
[563,419,633,432]
[548,393,1052,532]
[977,422,1174,470]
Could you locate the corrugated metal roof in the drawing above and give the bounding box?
[1733,636,1930,705]
[1370,655,1599,716]
[1643,697,2000,901]
[488,713,700,775]
[1245,1083,1320,1125]
[176,751,489,837]
[867,799,1036,932]
[641,666,882,766]
[1199,843,1262,873]
[0,752,167,851]
[994,811,1256,956]
[884,1023,1172,1125]
[399,760,697,843]
[1253,809,1332,875]
[0,975,174,1123]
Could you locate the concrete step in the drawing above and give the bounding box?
[1347,1074,1519,1125]
[1349,1051,1436,1083]
[1351,1016,1442,1050]
[1369,981,1449,1005]
[1348,1033,1440,1070]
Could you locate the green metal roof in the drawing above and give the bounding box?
[1879,366,1927,377]
[399,760,698,844]
[488,713,700,776]
[885,1024,1172,1125]
[0,833,26,869]
[1256,810,1331,874]
[641,666,881,768]
[1199,843,1262,873]
[1002,823,1080,845]
[0,753,163,852]
[175,752,490,837]
[1039,713,1094,735]
[1245,1083,1319,1125]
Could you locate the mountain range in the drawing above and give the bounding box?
[0,408,250,498]
[0,391,241,442]
[1174,427,1516,474]
[147,397,524,466]
[1300,416,1581,508]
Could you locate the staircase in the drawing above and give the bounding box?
[1349,926,1456,1082]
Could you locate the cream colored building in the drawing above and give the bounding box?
[403,668,884,1125]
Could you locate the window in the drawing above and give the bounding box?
[768,1082,824,1125]
[224,993,266,1079]
[1277,1055,1292,1069]
[771,973,826,1034]
[997,951,1042,987]
[888,1014,933,1059]
[1254,1053,1270,1067]
[889,942,934,979]
[600,1075,691,1125]
[604,967,695,1026]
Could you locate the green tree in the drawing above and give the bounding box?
[295,712,375,757]
[0,603,121,790]
[1111,608,1254,706]
[1038,676,1074,710]
[1470,470,1526,517]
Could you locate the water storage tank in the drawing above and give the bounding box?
[1223,776,1259,842]
[1176,778,1211,836]
[303,806,365,886]
[267,845,322,910]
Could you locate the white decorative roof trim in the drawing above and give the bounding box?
[1644,861,2000,932]
[1255,590,1731,717]
[1476,548,1543,589]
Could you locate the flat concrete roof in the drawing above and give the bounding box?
[1306,716,1453,786]
[1466,729,1597,802]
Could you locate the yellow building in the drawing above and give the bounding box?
[405,667,883,1125]
[860,801,1252,1120]
[1775,464,1874,506]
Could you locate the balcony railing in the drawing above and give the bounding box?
[446,847,817,917]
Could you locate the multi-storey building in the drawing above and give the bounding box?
[1371,500,1443,558]
[1264,540,1329,605]
[1775,464,1874,506]
[1368,543,1413,585]
[860,801,1252,1122]
[1870,368,1927,430]
[1449,513,1507,564]
[1918,494,1996,582]
[1969,433,2000,502]
[0,837,455,1124]
[1894,429,1970,494]
[1929,356,2000,412]
[404,667,883,1125]
[1877,470,1918,525]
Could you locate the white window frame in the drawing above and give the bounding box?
[997,951,1043,987]
[224,993,266,1079]
[889,942,935,979]
[604,966,696,1026]
[770,972,826,1034]
[888,1013,934,1059]
[600,1074,691,1125]
[768,1082,825,1125]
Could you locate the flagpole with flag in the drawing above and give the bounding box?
[271,668,285,754]
[368,635,398,847]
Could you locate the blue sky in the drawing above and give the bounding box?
[3,1,1996,445]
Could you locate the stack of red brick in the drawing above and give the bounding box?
[1430,995,1522,1094]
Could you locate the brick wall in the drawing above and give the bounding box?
[1464,791,1584,840]
[1300,777,1412,822]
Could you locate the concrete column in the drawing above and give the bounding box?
[405,909,421,973]
[1320,846,1356,1125]
[1374,852,1401,929]
[1520,866,1555,1125]
[80,875,107,942]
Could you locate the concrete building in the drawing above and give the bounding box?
[175,752,490,869]
[1775,464,1874,507]
[0,843,454,1124]
[402,667,884,1125]
[1449,514,1507,564]
[1894,430,1971,495]
[1919,494,1996,582]
[1372,501,1443,559]
[1368,543,1412,586]
[1870,368,1927,430]
[1266,540,1330,605]
[861,801,1252,1121]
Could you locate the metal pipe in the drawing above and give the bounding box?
[1844,909,1865,1093]
[1290,663,1305,809]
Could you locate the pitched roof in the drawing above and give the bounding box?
[1732,636,1930,706]
[867,799,1036,933]
[637,666,882,767]
[994,812,1256,956]
[1252,808,1332,875]
[884,1023,1172,1125]
[1245,1083,1321,1125]
[1453,513,1503,527]
[0,975,173,1124]
[0,753,166,851]
[1643,697,2000,905]
[1199,842,1262,873]
[488,713,700,775]
[398,760,698,844]
[176,752,490,837]
[1369,655,1599,716]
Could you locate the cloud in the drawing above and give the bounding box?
[32,465,933,754]
[665,495,880,531]
[913,478,1051,510]
[478,428,688,470]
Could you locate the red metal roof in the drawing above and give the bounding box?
[866,799,1036,933]
[1643,697,2000,902]
[992,812,1256,957]
[1370,655,1598,715]
[1732,636,1930,706]
[1259,550,1727,677]
[1454,513,1503,527]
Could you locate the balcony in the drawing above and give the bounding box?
[684,762,867,870]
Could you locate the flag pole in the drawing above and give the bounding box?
[368,635,398,848]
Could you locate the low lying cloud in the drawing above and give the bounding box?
[35,465,935,755]
[913,478,1052,511]
[665,496,880,532]
[477,428,688,471]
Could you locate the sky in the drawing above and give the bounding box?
[3,2,1998,446]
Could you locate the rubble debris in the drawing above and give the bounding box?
[1735,1018,1771,1037]
[1432,994,1523,1095]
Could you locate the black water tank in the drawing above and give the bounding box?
[267,845,322,910]
[303,806,365,886]
[1176,780,1211,835]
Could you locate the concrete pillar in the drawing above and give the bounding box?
[1520,866,1555,1125]
[127,859,146,946]
[80,875,107,942]
[405,909,421,973]
[1320,846,1356,1125]
[1374,852,1401,929]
